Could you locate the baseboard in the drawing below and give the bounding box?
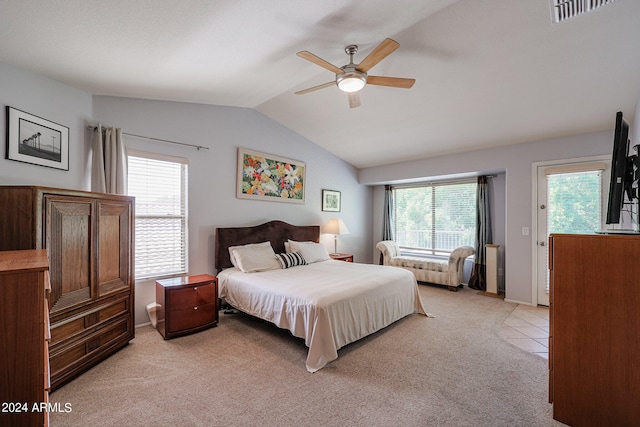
[476,290,504,299]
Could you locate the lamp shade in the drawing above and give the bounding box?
[322,218,350,235]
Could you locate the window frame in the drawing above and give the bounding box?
[127,149,189,280]
[392,179,477,257]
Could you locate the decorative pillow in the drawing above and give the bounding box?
[275,251,307,269]
[229,242,280,273]
[287,240,330,264]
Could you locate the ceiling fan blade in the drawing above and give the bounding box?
[348,91,361,109]
[367,76,415,89]
[296,51,344,74]
[294,81,336,95]
[356,38,400,73]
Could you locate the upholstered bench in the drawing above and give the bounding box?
[376,241,475,291]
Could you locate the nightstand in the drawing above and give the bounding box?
[156,274,218,339]
[329,253,354,262]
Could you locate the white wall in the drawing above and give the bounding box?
[0,62,93,189]
[0,58,627,310]
[92,96,373,325]
[0,62,371,326]
[369,172,506,291]
[360,131,613,304]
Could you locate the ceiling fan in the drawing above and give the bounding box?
[295,38,416,108]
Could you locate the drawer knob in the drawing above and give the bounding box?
[193,287,197,291]
[194,306,198,310]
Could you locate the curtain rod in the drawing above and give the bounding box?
[389,175,497,189]
[88,125,209,151]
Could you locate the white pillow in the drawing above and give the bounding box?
[287,240,330,264]
[228,241,272,268]
[229,242,280,273]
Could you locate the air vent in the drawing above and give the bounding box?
[551,0,618,23]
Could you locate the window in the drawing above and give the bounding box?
[393,181,477,255]
[546,170,602,234]
[127,151,188,279]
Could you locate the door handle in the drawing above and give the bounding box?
[539,241,546,246]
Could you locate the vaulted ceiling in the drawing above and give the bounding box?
[1,0,639,168]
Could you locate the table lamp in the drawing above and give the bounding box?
[322,218,350,254]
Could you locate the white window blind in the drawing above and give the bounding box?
[393,181,477,255]
[128,151,188,279]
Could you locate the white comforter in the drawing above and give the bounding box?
[217,259,427,372]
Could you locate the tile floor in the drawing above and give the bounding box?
[500,304,550,359]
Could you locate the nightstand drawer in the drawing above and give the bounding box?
[329,253,353,262]
[156,274,218,339]
[168,302,216,333]
[168,283,215,310]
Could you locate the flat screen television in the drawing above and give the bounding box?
[605,111,635,225]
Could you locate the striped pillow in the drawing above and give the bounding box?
[275,251,307,269]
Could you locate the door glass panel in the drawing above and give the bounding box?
[544,170,602,295]
[547,171,602,234]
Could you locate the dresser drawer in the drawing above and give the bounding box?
[50,297,130,345]
[168,302,216,333]
[49,315,132,386]
[167,283,215,310]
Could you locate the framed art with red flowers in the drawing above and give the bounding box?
[236,147,306,204]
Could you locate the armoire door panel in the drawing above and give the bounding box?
[46,197,94,313]
[97,201,131,297]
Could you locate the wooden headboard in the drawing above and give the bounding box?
[215,220,320,271]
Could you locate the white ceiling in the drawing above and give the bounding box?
[1,0,639,168]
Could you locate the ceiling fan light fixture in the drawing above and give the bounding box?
[337,72,366,93]
[296,39,414,107]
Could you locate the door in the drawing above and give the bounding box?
[536,161,607,306]
[45,195,95,314]
[97,199,133,297]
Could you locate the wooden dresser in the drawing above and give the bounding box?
[156,274,218,339]
[0,249,50,427]
[549,233,640,426]
[0,186,135,390]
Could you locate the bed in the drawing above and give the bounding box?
[215,220,427,372]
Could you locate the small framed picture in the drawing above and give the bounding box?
[6,106,69,170]
[322,189,341,212]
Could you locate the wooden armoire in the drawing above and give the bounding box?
[0,186,134,390]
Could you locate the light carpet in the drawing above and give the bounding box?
[50,284,563,427]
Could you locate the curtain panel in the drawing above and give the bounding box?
[382,185,395,240]
[469,176,492,290]
[380,185,395,264]
[91,124,128,195]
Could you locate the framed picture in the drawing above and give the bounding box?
[6,107,69,170]
[237,147,306,204]
[322,189,341,212]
